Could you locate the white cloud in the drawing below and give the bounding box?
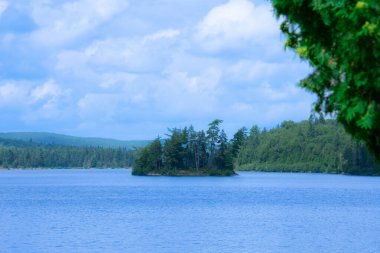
[0,0,315,138]
[227,59,311,83]
[229,60,279,82]
[142,29,181,43]
[0,82,29,107]
[77,83,150,122]
[25,80,72,120]
[30,0,129,47]
[78,93,121,120]
[255,82,299,102]
[154,68,222,118]
[57,28,181,74]
[0,80,73,121]
[223,82,314,127]
[76,67,222,123]
[0,0,8,16]
[195,0,279,52]
[99,72,138,89]
[31,80,69,102]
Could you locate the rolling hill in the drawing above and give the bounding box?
[0,132,150,149]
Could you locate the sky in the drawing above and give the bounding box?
[0,0,314,140]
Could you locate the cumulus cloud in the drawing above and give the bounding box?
[195,0,279,52]
[250,82,303,102]
[142,29,181,43]
[25,80,73,120]
[56,28,181,75]
[227,59,311,83]
[0,0,314,138]
[154,68,222,118]
[76,67,222,124]
[0,82,29,107]
[220,81,314,129]
[0,0,8,17]
[0,79,73,122]
[31,80,70,102]
[99,72,138,89]
[78,93,122,121]
[30,0,129,47]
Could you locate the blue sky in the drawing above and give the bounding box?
[0,0,314,140]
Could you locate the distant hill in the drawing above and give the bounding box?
[0,137,40,148]
[0,132,151,149]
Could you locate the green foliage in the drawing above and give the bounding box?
[133,137,162,175]
[132,121,235,176]
[231,127,248,158]
[271,0,380,160]
[0,139,134,169]
[236,117,379,175]
[163,128,187,170]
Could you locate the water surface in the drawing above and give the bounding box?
[1,169,380,253]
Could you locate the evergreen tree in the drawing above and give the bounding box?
[231,127,247,158]
[271,0,380,159]
[132,120,235,176]
[236,118,379,175]
[206,119,223,168]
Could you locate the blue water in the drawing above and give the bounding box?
[0,169,380,253]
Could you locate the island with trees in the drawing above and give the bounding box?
[132,115,379,176]
[0,116,379,175]
[132,120,236,176]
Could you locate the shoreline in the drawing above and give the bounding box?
[0,167,131,170]
[1,167,378,177]
[144,171,238,177]
[133,169,237,177]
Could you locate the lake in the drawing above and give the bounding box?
[0,169,379,253]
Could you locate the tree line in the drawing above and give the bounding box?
[271,0,380,159]
[0,139,134,169]
[133,120,235,176]
[1,115,379,175]
[235,114,380,175]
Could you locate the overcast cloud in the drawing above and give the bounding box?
[0,0,313,139]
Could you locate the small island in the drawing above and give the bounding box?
[132,120,237,176]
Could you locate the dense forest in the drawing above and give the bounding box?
[270,0,380,160]
[1,115,379,175]
[133,120,236,176]
[133,115,380,176]
[235,114,380,175]
[0,138,134,169]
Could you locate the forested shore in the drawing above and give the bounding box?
[133,115,380,176]
[0,138,134,169]
[235,115,380,175]
[1,115,379,175]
